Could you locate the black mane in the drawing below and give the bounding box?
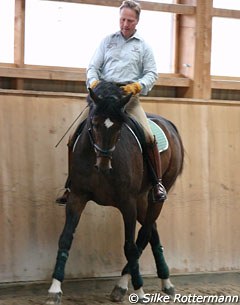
[87,81,128,122]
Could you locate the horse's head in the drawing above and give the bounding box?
[87,81,132,173]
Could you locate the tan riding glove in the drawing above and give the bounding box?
[90,80,100,89]
[121,82,142,95]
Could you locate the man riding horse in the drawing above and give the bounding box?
[56,0,167,204]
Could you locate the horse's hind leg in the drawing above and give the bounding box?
[114,202,144,302]
[111,202,163,302]
[150,222,175,297]
[111,223,175,301]
[46,193,87,305]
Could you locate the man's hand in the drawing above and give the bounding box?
[121,82,142,95]
[90,80,100,89]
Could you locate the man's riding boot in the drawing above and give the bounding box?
[56,119,87,205]
[146,138,167,203]
[56,185,70,205]
[56,143,72,205]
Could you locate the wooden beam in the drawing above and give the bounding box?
[0,67,86,82]
[14,0,25,89]
[14,0,25,67]
[211,76,240,90]
[177,0,196,81]
[192,0,212,99]
[2,66,240,90]
[1,89,240,107]
[0,66,191,87]
[44,0,195,14]
[212,8,240,19]
[156,73,191,87]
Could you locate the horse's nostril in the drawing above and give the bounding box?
[94,162,112,174]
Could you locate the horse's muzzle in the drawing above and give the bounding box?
[95,156,112,174]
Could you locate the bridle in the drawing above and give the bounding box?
[88,119,118,160]
[86,85,132,163]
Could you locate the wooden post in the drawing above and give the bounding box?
[177,0,213,99]
[14,0,25,89]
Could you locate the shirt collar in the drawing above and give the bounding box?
[115,30,142,41]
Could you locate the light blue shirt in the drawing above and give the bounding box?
[86,31,158,95]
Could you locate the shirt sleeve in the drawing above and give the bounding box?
[86,38,106,88]
[138,43,158,95]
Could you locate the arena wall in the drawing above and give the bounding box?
[0,92,239,283]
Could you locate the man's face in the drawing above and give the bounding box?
[120,7,139,39]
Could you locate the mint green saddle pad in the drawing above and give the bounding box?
[148,119,169,153]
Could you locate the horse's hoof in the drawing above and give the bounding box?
[45,292,62,305]
[110,285,128,302]
[162,286,175,298]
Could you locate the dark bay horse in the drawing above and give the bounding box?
[46,81,184,304]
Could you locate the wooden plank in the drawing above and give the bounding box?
[1,89,240,106]
[0,67,191,87]
[212,8,240,19]
[211,76,240,90]
[45,0,195,14]
[212,76,240,81]
[156,74,191,87]
[0,67,86,81]
[211,79,240,90]
[2,66,240,90]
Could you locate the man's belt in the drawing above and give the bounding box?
[114,83,128,87]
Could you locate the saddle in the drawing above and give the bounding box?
[70,115,168,155]
[124,115,169,154]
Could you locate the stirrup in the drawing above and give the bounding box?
[152,181,167,203]
[56,189,70,205]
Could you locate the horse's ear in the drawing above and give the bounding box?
[118,93,133,109]
[88,87,101,104]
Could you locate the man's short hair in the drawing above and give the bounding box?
[119,0,141,20]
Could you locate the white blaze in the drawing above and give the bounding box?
[104,118,114,128]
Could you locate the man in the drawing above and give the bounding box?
[56,0,167,204]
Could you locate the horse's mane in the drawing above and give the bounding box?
[87,81,128,122]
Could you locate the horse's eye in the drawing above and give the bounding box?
[92,122,99,130]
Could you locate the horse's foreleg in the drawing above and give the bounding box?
[46,195,86,305]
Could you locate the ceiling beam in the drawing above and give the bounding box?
[43,0,195,14]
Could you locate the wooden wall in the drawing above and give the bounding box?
[0,92,240,283]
